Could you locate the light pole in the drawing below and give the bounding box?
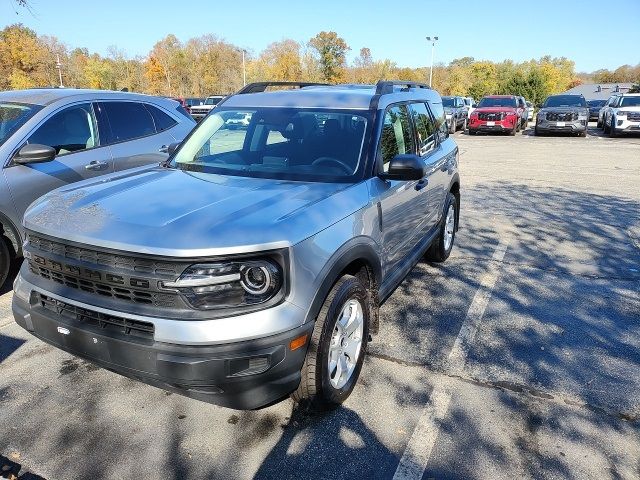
[241,48,246,86]
[426,36,438,87]
[55,53,63,88]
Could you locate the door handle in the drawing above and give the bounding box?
[159,145,169,153]
[84,160,108,171]
[415,178,429,191]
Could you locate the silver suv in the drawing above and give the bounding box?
[13,81,461,410]
[0,89,196,287]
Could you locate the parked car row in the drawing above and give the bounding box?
[597,93,640,137]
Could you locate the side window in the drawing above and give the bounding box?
[409,103,437,156]
[101,102,156,143]
[27,103,97,156]
[429,101,448,142]
[145,104,177,132]
[379,105,414,171]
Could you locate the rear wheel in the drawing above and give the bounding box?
[0,236,11,289]
[426,192,457,263]
[291,275,370,408]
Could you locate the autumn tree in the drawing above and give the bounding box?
[308,31,350,83]
[251,39,302,81]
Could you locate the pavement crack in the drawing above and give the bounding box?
[368,351,639,424]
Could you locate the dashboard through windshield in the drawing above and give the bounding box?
[172,108,370,182]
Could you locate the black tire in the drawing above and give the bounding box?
[462,117,467,131]
[0,235,11,289]
[426,192,457,262]
[291,275,370,408]
[449,117,456,134]
[534,126,541,136]
[603,117,610,133]
[597,118,602,129]
[468,128,477,135]
[579,129,587,138]
[609,118,617,137]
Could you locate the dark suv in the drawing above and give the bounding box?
[14,81,461,410]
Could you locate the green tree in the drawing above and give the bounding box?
[308,31,350,83]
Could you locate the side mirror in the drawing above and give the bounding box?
[13,144,56,165]
[379,154,426,181]
[159,142,180,155]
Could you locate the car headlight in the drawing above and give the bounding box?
[162,258,283,310]
[616,110,627,117]
[537,111,545,120]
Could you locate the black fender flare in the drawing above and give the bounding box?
[303,238,382,333]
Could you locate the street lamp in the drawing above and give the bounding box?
[426,36,439,87]
[55,53,64,88]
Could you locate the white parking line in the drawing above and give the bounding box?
[392,235,511,480]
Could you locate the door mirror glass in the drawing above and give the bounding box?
[168,142,180,155]
[379,154,425,181]
[14,144,56,164]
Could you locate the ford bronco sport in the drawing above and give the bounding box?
[13,81,461,410]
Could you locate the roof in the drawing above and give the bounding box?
[221,84,441,110]
[563,83,634,100]
[0,88,163,106]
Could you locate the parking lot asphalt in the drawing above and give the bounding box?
[1,124,639,480]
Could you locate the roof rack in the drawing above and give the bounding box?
[235,81,330,95]
[375,80,431,95]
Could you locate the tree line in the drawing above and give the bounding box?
[1,24,638,103]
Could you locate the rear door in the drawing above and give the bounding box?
[3,102,113,220]
[98,101,172,171]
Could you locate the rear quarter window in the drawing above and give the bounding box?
[429,101,448,141]
[101,101,156,143]
[145,104,178,132]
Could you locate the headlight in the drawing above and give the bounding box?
[616,110,627,117]
[162,258,283,310]
[537,111,545,120]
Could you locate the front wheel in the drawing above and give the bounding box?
[0,236,10,288]
[426,192,457,262]
[609,118,617,137]
[291,275,370,408]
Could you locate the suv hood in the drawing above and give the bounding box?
[24,167,369,257]
[474,106,517,113]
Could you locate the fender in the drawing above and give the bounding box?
[303,238,382,332]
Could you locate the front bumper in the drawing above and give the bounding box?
[614,118,640,132]
[13,285,312,410]
[469,117,517,132]
[536,118,587,134]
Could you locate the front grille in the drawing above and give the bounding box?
[28,235,180,276]
[28,262,178,308]
[546,112,578,121]
[37,293,154,340]
[627,112,640,122]
[478,112,505,121]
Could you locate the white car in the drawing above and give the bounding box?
[225,112,252,129]
[463,97,476,117]
[526,101,534,121]
[189,95,225,121]
[601,93,640,137]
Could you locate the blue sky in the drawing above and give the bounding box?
[2,0,639,72]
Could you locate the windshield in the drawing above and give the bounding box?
[478,97,517,108]
[587,100,606,107]
[0,102,41,146]
[442,97,454,107]
[205,97,223,105]
[543,95,587,108]
[619,96,640,107]
[171,108,369,182]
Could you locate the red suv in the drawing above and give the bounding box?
[468,95,520,135]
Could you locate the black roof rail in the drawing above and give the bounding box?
[235,81,330,95]
[375,80,431,95]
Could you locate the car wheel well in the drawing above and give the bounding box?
[338,259,380,335]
